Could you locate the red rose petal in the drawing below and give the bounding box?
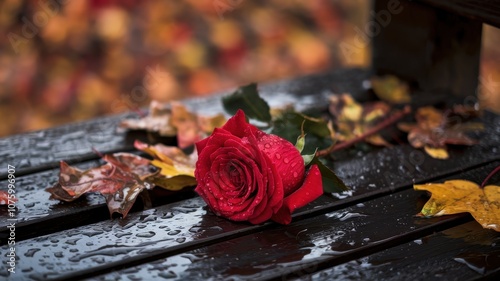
[271,165,323,225]
[256,132,305,196]
[221,110,258,138]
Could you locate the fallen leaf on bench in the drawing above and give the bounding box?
[398,106,483,159]
[171,102,226,148]
[134,140,198,191]
[46,153,158,218]
[370,75,411,104]
[120,100,176,136]
[0,190,15,205]
[415,180,500,232]
[121,100,226,148]
[328,94,392,147]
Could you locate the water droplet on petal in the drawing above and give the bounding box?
[265,143,271,148]
[284,158,289,164]
[293,172,298,178]
[275,154,281,160]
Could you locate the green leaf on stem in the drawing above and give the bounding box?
[284,112,330,138]
[222,83,272,123]
[309,156,349,193]
[271,111,331,154]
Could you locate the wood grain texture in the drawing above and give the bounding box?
[304,221,500,280]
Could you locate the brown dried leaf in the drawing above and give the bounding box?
[120,100,176,136]
[170,102,204,148]
[400,106,482,159]
[46,153,158,218]
[121,100,227,148]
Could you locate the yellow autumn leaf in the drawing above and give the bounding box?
[134,140,197,191]
[149,162,197,191]
[371,75,411,104]
[414,180,500,232]
[424,146,449,159]
[197,113,227,134]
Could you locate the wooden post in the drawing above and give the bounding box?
[371,0,482,99]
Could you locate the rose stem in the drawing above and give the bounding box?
[316,105,411,157]
[480,165,500,188]
[92,147,104,158]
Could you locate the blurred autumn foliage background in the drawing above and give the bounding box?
[0,0,499,137]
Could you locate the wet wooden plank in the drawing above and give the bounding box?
[0,68,369,179]
[80,161,498,281]
[304,220,500,280]
[2,160,496,281]
[0,113,137,179]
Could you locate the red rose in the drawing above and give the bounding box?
[195,110,323,224]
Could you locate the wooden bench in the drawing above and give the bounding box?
[1,0,499,280]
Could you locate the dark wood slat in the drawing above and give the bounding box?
[0,113,136,179]
[1,160,496,281]
[79,162,498,281]
[0,160,104,230]
[303,221,500,280]
[417,0,500,28]
[0,68,370,179]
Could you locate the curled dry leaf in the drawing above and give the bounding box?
[170,102,227,148]
[46,153,158,218]
[170,102,200,148]
[134,140,197,191]
[398,106,482,159]
[120,100,176,136]
[328,94,392,147]
[415,180,500,232]
[121,100,227,149]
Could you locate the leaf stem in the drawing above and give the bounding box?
[316,105,411,157]
[481,165,500,188]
